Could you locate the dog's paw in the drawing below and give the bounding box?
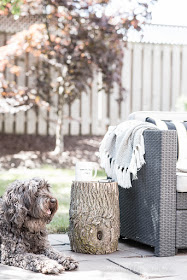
[61,257,79,271]
[41,259,65,274]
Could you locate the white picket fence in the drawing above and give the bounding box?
[1,41,187,136]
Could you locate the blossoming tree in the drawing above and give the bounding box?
[0,0,156,153]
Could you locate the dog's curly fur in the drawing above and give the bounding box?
[0,177,78,274]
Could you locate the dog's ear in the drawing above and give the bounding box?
[32,177,51,192]
[3,181,28,228]
[22,178,39,209]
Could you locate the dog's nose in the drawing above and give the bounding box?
[50,198,56,203]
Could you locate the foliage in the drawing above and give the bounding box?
[0,0,23,15]
[0,0,157,151]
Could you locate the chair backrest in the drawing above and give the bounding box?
[128,111,187,172]
[128,111,187,122]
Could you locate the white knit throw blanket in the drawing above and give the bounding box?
[99,120,158,188]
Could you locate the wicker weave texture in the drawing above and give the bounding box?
[176,211,187,248]
[177,193,187,210]
[119,130,163,246]
[155,130,177,257]
[119,129,177,257]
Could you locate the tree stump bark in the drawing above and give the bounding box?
[68,181,120,254]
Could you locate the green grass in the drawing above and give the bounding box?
[0,166,106,233]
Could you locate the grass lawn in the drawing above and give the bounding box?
[0,166,106,233]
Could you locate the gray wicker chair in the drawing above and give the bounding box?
[119,128,186,257]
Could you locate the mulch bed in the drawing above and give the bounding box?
[0,134,103,170]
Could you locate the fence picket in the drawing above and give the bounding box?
[100,90,107,133]
[0,114,3,131]
[15,111,25,134]
[4,113,14,134]
[63,103,69,135]
[48,95,58,136]
[4,35,14,134]
[152,45,162,110]
[142,44,152,110]
[38,107,47,135]
[162,46,171,110]
[81,91,90,135]
[15,56,25,134]
[91,70,100,135]
[110,82,120,126]
[1,42,187,136]
[181,46,187,96]
[121,45,131,121]
[171,46,181,110]
[0,33,6,131]
[132,44,142,112]
[27,109,37,134]
[70,99,80,136]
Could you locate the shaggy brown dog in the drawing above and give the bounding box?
[0,178,78,274]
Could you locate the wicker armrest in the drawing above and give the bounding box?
[119,129,177,256]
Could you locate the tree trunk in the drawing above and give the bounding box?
[68,181,120,254]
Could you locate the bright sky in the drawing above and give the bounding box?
[108,0,187,27]
[151,0,187,26]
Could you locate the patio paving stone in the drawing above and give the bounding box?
[0,234,186,280]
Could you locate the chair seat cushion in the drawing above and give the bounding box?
[177,172,187,192]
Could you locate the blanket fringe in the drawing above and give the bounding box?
[99,120,158,188]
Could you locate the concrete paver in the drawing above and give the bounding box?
[118,238,154,257]
[108,257,179,278]
[0,234,187,280]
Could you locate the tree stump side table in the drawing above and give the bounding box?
[68,181,120,254]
